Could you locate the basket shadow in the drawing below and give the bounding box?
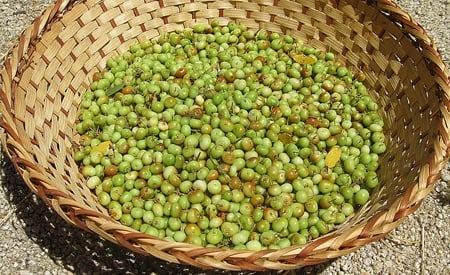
[0,153,332,274]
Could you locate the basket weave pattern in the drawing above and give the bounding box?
[1,0,449,271]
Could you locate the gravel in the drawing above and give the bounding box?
[0,0,449,274]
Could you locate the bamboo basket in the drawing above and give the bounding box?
[0,0,449,271]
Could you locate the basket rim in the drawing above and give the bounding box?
[0,0,449,271]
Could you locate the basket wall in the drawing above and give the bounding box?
[0,0,449,271]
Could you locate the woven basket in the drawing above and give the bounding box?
[0,0,449,271]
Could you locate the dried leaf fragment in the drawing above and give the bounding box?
[292,54,316,65]
[91,141,112,155]
[325,147,342,168]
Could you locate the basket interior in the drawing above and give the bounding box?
[1,0,447,270]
